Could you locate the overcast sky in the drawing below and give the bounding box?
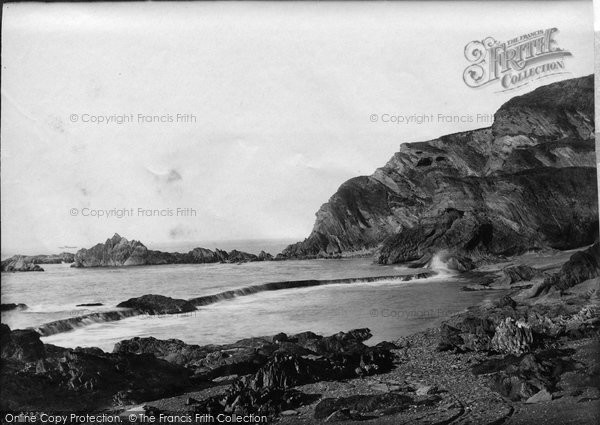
[1,1,594,256]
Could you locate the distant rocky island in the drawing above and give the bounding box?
[1,234,274,271]
[71,233,273,268]
[0,252,75,272]
[281,75,597,265]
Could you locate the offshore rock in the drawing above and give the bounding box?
[0,255,44,272]
[72,233,268,267]
[281,76,597,263]
[1,253,75,271]
[116,294,196,315]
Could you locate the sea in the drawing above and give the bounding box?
[1,239,499,352]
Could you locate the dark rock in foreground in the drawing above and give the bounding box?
[281,76,597,263]
[0,325,193,411]
[72,233,270,267]
[116,294,196,314]
[116,328,396,416]
[1,324,45,362]
[314,393,421,421]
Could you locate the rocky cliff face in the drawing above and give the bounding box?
[281,76,598,263]
[72,233,270,267]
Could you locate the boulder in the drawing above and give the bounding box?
[525,388,553,403]
[438,316,496,352]
[1,303,28,311]
[116,294,196,315]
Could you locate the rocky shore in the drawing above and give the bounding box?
[1,243,598,423]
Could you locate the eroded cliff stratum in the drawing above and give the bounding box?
[281,75,598,264]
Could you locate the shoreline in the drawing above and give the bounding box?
[1,244,598,423]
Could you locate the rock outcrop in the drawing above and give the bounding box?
[116,294,196,315]
[541,242,600,292]
[115,329,396,416]
[0,256,44,272]
[72,234,269,267]
[281,76,597,263]
[438,243,600,404]
[0,325,193,411]
[0,303,28,312]
[1,253,75,272]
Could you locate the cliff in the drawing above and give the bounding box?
[281,75,598,264]
[72,233,270,267]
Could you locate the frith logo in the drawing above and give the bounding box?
[463,28,572,91]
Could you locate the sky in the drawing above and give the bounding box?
[1,1,594,256]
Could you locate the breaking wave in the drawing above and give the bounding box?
[34,310,139,336]
[34,272,436,336]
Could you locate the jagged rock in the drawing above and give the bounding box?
[188,247,219,263]
[473,348,575,401]
[445,255,476,272]
[117,329,396,418]
[1,253,75,271]
[490,317,534,355]
[542,242,600,292]
[438,316,496,352]
[0,326,193,411]
[258,251,274,261]
[72,233,264,267]
[494,265,542,287]
[496,295,517,309]
[116,294,196,314]
[0,256,44,272]
[280,76,597,263]
[227,250,258,263]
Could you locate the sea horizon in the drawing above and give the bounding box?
[0,236,301,260]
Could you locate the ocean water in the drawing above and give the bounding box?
[1,255,498,352]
